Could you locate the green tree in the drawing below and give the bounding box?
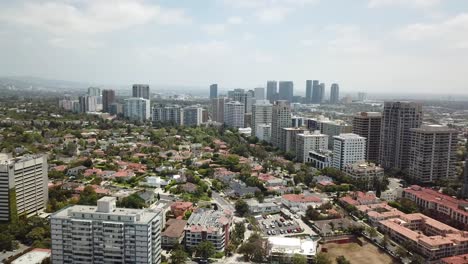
[336,256,351,264]
[233,222,246,243]
[292,253,307,264]
[235,199,249,217]
[396,246,408,258]
[367,227,378,238]
[195,240,215,260]
[0,232,15,251]
[170,249,188,264]
[78,186,98,205]
[117,193,146,209]
[315,253,332,264]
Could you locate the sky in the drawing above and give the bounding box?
[1,0,468,95]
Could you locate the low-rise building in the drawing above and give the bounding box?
[343,162,384,190]
[162,219,187,248]
[307,150,332,169]
[246,198,281,215]
[267,236,317,263]
[184,208,233,251]
[281,194,323,210]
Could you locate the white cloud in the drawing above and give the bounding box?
[201,24,227,35]
[227,16,244,25]
[324,25,381,54]
[397,13,468,49]
[223,0,318,23]
[0,0,191,35]
[368,0,441,8]
[49,37,104,49]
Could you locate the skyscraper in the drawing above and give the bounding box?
[87,87,101,97]
[271,100,291,147]
[311,80,322,104]
[305,80,313,104]
[51,197,162,264]
[224,101,245,128]
[330,83,340,104]
[278,81,294,102]
[252,100,272,137]
[124,98,151,121]
[408,125,458,183]
[210,84,218,99]
[296,131,329,163]
[352,112,382,162]
[319,83,325,103]
[332,133,366,171]
[379,101,423,171]
[102,89,116,113]
[0,154,48,222]
[132,84,150,99]
[254,87,265,100]
[266,81,278,103]
[211,97,227,123]
[461,158,468,199]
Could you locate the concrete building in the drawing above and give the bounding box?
[330,83,340,104]
[332,133,366,171]
[246,199,281,215]
[161,219,187,248]
[209,84,218,99]
[311,80,322,104]
[296,130,329,163]
[281,194,323,210]
[320,120,353,149]
[182,106,203,126]
[291,116,304,128]
[87,87,101,97]
[352,112,382,162]
[252,100,272,137]
[51,197,162,264]
[280,127,305,153]
[184,209,233,251]
[102,89,115,113]
[305,80,313,104]
[152,105,182,125]
[380,101,423,171]
[224,101,245,128]
[256,124,272,142]
[211,97,227,123]
[78,95,98,113]
[278,81,294,102]
[307,150,333,169]
[267,237,317,263]
[0,154,48,222]
[344,162,384,190]
[132,84,150,99]
[254,87,265,100]
[408,125,458,183]
[271,101,291,148]
[462,158,468,199]
[266,81,278,103]
[124,98,151,122]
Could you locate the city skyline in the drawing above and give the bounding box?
[0,0,468,94]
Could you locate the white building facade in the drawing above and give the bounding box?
[332,133,366,171]
[125,98,151,122]
[296,130,328,163]
[224,101,245,128]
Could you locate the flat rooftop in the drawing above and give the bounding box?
[268,236,317,256]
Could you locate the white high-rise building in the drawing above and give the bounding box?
[256,124,272,142]
[332,133,366,170]
[254,87,265,100]
[296,131,329,163]
[125,98,151,122]
[87,87,101,97]
[182,106,203,126]
[152,105,182,125]
[224,101,245,128]
[51,197,162,264]
[0,154,48,222]
[252,100,272,137]
[271,101,291,148]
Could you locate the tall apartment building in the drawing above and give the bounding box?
[184,209,233,251]
[296,131,329,163]
[352,112,382,162]
[311,80,322,104]
[51,197,162,264]
[252,100,272,137]
[280,127,305,153]
[224,101,245,128]
[320,120,353,149]
[124,98,151,122]
[330,83,340,104]
[291,116,304,128]
[78,95,98,113]
[305,80,313,104]
[266,81,278,103]
[132,84,150,99]
[211,97,227,123]
[152,105,182,125]
[102,89,116,113]
[271,101,292,148]
[380,102,423,171]
[332,133,366,170]
[254,87,265,100]
[182,106,203,126]
[462,158,468,199]
[0,154,48,222]
[408,125,458,183]
[209,84,218,99]
[87,87,101,97]
[278,81,294,102]
[256,124,272,142]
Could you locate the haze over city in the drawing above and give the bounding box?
[1,0,468,95]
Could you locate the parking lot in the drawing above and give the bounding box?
[258,214,304,236]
